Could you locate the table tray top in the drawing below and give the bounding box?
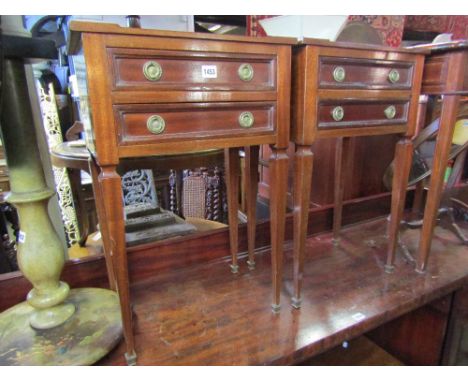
[68,20,297,55]
[405,40,468,54]
[299,37,428,55]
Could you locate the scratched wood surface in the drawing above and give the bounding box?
[98,217,468,365]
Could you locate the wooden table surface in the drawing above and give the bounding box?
[98,217,468,365]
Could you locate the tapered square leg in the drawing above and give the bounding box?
[416,95,460,273]
[224,148,241,274]
[292,144,313,309]
[385,138,414,273]
[332,137,352,245]
[245,146,260,270]
[98,165,136,364]
[89,158,116,291]
[268,146,288,312]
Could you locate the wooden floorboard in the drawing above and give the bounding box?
[97,217,468,365]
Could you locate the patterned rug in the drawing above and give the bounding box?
[247,15,468,46]
[247,15,405,47]
[405,16,468,40]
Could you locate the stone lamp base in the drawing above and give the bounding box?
[0,288,122,365]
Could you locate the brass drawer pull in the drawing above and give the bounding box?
[384,105,397,119]
[238,63,254,81]
[333,66,346,82]
[331,106,344,122]
[388,69,400,84]
[143,61,163,81]
[147,115,166,134]
[238,111,254,128]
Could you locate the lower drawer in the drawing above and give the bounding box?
[115,102,276,145]
[317,99,409,130]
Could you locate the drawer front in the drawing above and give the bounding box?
[319,57,414,90]
[115,102,276,145]
[110,48,276,91]
[421,55,447,88]
[317,99,409,130]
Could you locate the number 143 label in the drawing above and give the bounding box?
[202,65,217,78]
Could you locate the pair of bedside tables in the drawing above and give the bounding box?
[69,21,425,364]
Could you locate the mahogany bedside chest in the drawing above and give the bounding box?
[68,21,293,364]
[290,39,425,307]
[393,41,468,273]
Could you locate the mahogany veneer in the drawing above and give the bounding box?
[110,48,277,91]
[290,39,425,307]
[68,21,293,364]
[397,41,468,273]
[115,102,276,144]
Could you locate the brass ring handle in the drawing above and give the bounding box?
[146,115,166,134]
[333,66,346,82]
[143,61,163,81]
[238,63,254,81]
[388,69,400,84]
[238,111,255,128]
[331,106,344,122]
[384,105,397,119]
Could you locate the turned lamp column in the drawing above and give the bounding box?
[0,58,75,328]
[0,18,122,366]
[0,52,122,367]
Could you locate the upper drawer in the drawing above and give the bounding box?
[318,57,414,90]
[108,48,277,92]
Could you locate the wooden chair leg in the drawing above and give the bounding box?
[292,144,313,309]
[411,180,425,220]
[68,168,89,247]
[224,148,240,274]
[268,146,288,312]
[245,146,260,270]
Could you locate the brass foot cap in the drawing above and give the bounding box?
[291,297,302,309]
[331,238,340,246]
[230,264,239,274]
[271,304,281,313]
[384,264,395,274]
[125,351,137,366]
[247,260,256,270]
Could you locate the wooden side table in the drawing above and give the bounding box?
[290,39,425,307]
[68,21,293,364]
[399,41,468,273]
